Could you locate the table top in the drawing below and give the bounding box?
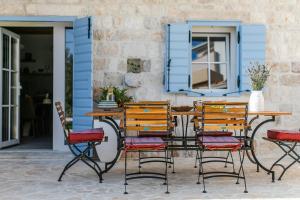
[85,108,291,117]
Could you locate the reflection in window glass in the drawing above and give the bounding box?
[192,34,229,90]
[210,63,227,89]
[65,28,74,118]
[192,63,209,89]
[209,37,226,63]
[192,37,208,62]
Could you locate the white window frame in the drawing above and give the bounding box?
[191,26,237,95]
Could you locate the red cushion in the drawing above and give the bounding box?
[198,136,242,151]
[267,129,300,142]
[125,137,166,150]
[139,131,171,137]
[68,128,104,144]
[199,131,233,137]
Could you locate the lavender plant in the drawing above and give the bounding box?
[247,62,270,90]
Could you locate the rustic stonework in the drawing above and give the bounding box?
[1,0,300,152]
[291,62,300,73]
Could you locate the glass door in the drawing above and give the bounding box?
[0,28,20,148]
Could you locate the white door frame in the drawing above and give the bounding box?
[0,21,73,151]
[0,28,20,148]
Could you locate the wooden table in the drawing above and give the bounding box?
[86,109,291,178]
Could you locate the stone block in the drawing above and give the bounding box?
[292,62,300,73]
[124,72,143,88]
[279,74,300,86]
[103,72,123,86]
[270,62,290,73]
[141,60,151,72]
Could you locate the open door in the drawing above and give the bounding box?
[0,28,20,148]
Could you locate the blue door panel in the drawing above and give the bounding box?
[72,16,93,132]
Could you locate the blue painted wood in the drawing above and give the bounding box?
[239,24,266,91]
[188,20,241,27]
[165,23,191,92]
[73,16,93,132]
[0,16,76,22]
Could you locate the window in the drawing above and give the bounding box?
[192,34,229,90]
[164,21,266,96]
[191,26,236,94]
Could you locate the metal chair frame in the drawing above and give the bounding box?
[264,137,300,180]
[55,102,103,182]
[195,101,250,193]
[123,101,171,194]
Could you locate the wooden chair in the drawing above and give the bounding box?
[135,101,175,173]
[195,101,249,193]
[193,101,235,170]
[123,101,171,194]
[55,102,104,182]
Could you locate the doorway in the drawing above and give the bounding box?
[2,27,53,149]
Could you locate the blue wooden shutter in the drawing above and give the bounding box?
[239,24,266,91]
[165,23,191,92]
[73,17,93,131]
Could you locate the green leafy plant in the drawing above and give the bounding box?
[99,86,133,107]
[247,62,270,91]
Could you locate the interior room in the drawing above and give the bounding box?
[7,27,53,149]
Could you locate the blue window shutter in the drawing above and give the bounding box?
[165,23,190,92]
[73,16,93,132]
[239,24,266,91]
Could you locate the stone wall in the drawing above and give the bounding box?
[1,0,300,153]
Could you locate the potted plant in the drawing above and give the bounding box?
[247,62,270,111]
[99,86,133,107]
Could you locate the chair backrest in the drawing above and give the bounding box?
[194,101,248,134]
[123,101,171,136]
[55,101,69,139]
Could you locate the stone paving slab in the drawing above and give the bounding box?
[0,154,300,200]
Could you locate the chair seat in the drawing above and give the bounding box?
[199,131,233,137]
[198,136,242,151]
[68,128,104,144]
[125,137,166,150]
[267,129,300,142]
[139,131,171,137]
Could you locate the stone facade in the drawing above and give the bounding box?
[1,0,299,149]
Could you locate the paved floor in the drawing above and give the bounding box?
[0,152,300,200]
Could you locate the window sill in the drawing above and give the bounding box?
[186,90,241,97]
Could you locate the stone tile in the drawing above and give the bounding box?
[1,153,300,199]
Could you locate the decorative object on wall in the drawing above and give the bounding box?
[127,58,141,73]
[124,72,143,88]
[247,62,270,112]
[99,86,133,108]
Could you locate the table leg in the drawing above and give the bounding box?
[94,116,122,174]
[249,116,276,182]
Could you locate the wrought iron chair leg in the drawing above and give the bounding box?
[124,150,128,194]
[83,154,103,182]
[199,150,206,193]
[194,150,199,168]
[165,149,170,194]
[138,150,141,173]
[196,152,201,185]
[171,150,175,173]
[238,150,248,193]
[81,158,102,183]
[229,151,236,173]
[224,151,230,168]
[278,159,299,180]
[58,155,81,181]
